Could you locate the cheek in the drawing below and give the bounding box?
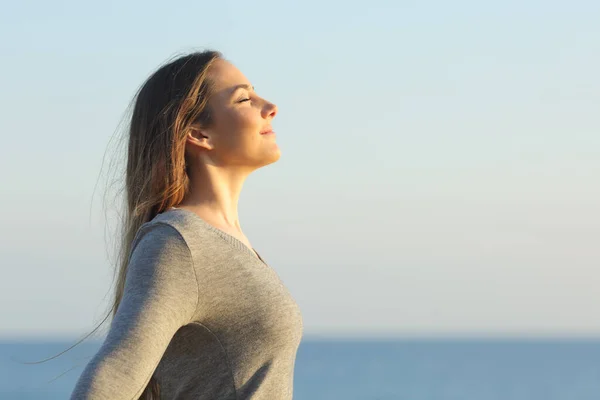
[215,109,261,150]
[232,107,262,134]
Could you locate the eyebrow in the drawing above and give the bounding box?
[230,84,255,95]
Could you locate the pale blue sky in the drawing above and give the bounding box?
[1,0,598,339]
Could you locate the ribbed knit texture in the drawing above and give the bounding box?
[70,207,304,399]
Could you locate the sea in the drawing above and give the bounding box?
[1,337,599,399]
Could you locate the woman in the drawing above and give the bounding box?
[70,50,304,399]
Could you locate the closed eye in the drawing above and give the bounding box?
[238,98,251,103]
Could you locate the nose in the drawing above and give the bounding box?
[263,100,278,119]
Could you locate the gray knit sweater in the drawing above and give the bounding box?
[70,207,304,399]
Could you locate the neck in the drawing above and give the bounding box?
[179,164,251,231]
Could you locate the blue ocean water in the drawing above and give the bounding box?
[1,338,599,399]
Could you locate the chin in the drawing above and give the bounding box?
[266,150,282,165]
[260,147,281,167]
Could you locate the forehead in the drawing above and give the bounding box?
[208,59,251,93]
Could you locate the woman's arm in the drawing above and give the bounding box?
[70,222,199,399]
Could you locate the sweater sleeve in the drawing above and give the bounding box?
[70,222,199,400]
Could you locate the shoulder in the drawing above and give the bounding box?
[125,212,200,319]
[128,209,223,282]
[131,221,188,259]
[132,208,202,253]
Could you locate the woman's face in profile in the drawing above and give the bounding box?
[190,58,280,170]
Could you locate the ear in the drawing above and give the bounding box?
[186,125,214,151]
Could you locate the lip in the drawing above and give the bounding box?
[260,130,275,135]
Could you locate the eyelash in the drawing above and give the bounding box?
[238,98,251,103]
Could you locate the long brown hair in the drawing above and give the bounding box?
[29,49,223,399]
[113,49,222,398]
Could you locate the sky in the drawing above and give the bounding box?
[0,0,598,340]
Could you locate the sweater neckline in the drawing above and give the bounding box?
[167,207,267,266]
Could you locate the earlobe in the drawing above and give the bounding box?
[186,127,213,151]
